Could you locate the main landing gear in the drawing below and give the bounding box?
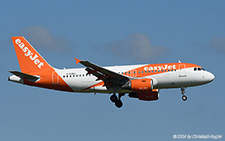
[181,87,187,101]
[110,93,125,108]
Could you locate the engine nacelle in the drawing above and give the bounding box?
[129,89,159,101]
[122,78,153,92]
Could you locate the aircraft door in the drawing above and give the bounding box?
[52,71,59,84]
[179,64,186,77]
[130,70,137,77]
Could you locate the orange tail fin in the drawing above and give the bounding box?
[11,36,53,74]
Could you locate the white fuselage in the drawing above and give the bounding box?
[54,64,214,93]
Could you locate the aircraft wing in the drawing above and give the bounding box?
[74,58,129,91]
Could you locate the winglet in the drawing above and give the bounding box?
[74,58,81,64]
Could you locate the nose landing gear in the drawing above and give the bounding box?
[182,95,187,101]
[181,87,187,101]
[110,93,125,108]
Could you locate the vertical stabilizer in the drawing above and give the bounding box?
[11,36,53,74]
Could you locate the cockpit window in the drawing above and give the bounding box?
[194,67,205,71]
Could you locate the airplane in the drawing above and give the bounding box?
[8,36,215,108]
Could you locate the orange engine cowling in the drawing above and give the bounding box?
[129,89,159,101]
[122,78,153,92]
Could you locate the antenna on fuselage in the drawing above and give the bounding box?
[178,60,181,63]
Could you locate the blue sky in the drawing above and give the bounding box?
[0,0,224,140]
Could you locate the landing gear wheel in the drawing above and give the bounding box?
[182,95,187,101]
[110,94,117,103]
[115,100,123,108]
[110,93,125,108]
[181,87,187,101]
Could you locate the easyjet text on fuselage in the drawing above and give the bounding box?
[144,64,176,71]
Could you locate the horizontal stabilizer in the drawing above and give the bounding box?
[9,71,39,82]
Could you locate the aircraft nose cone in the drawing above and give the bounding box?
[207,72,215,82]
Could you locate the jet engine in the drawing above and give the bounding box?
[122,78,153,92]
